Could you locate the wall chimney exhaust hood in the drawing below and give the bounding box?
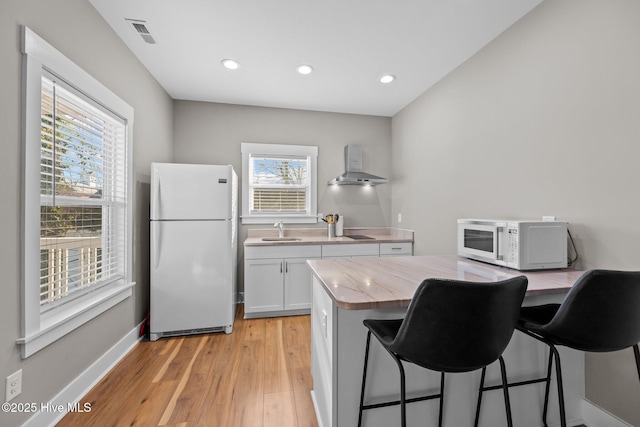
[328,144,389,185]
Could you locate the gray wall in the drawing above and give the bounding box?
[173,101,392,292]
[0,0,173,425]
[391,0,640,424]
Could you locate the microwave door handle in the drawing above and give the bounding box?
[496,226,504,260]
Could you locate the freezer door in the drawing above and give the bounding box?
[151,163,233,220]
[150,220,233,334]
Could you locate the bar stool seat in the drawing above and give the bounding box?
[516,269,640,427]
[357,276,528,427]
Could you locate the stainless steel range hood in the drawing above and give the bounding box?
[328,145,389,185]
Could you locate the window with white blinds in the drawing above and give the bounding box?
[21,26,133,358]
[249,156,308,213]
[39,74,127,310]
[241,143,318,224]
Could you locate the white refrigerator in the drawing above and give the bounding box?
[149,163,237,341]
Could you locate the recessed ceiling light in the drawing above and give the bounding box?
[296,64,314,75]
[380,74,396,84]
[221,59,239,70]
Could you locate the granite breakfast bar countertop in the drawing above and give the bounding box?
[307,254,585,310]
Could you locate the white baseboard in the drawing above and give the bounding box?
[310,391,325,427]
[23,322,143,427]
[582,399,632,427]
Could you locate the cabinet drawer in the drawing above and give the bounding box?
[245,244,321,260]
[380,242,413,256]
[322,243,379,258]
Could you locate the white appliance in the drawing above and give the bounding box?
[150,163,237,341]
[457,219,568,270]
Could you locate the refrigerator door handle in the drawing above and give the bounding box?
[280,261,283,273]
[285,261,288,273]
[153,222,161,268]
[153,180,161,219]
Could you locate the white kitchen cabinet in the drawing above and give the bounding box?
[244,245,321,318]
[244,258,285,314]
[285,258,315,310]
[244,240,413,318]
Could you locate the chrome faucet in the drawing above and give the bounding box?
[274,221,284,238]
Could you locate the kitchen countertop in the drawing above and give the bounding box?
[307,254,585,310]
[243,227,413,246]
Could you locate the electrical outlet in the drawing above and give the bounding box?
[397,213,402,223]
[6,369,22,402]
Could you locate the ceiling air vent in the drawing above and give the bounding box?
[126,19,156,44]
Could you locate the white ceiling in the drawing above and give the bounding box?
[89,0,542,117]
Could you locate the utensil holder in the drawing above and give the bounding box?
[327,223,336,238]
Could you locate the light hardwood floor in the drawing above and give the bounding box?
[58,306,319,427]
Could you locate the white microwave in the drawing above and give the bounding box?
[457,219,568,270]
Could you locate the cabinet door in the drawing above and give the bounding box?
[244,258,284,314]
[285,257,319,310]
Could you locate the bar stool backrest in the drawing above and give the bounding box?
[389,276,528,373]
[541,269,640,352]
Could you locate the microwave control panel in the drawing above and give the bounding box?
[504,226,519,264]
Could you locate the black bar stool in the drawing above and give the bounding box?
[516,269,640,427]
[357,276,528,427]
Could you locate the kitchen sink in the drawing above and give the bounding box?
[261,237,302,242]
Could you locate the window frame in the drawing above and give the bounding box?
[19,26,134,358]
[241,143,318,224]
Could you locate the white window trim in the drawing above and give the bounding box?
[241,142,318,224]
[19,26,135,358]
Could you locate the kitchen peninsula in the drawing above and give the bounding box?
[307,254,586,427]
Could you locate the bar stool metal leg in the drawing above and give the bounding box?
[542,344,566,427]
[554,348,567,427]
[473,360,514,427]
[473,367,486,427]
[438,372,445,427]
[498,356,514,427]
[541,350,554,427]
[633,344,640,381]
[390,355,407,427]
[358,331,372,427]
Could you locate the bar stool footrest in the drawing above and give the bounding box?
[481,377,548,392]
[362,391,442,411]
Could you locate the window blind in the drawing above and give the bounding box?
[252,188,307,212]
[39,74,127,310]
